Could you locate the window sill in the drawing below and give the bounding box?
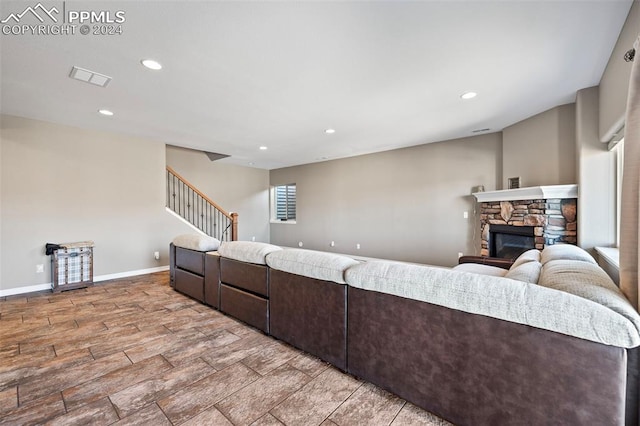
[594,246,620,285]
[270,220,297,225]
[594,246,620,268]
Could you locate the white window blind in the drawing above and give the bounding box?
[274,184,296,221]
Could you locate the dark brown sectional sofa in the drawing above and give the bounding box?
[219,256,271,333]
[267,249,359,371]
[170,237,640,426]
[170,244,220,307]
[348,286,637,425]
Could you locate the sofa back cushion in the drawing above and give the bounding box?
[172,234,220,252]
[511,249,541,268]
[266,249,359,284]
[218,241,282,265]
[540,244,597,265]
[538,259,640,333]
[504,261,542,283]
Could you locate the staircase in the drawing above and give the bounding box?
[166,166,238,241]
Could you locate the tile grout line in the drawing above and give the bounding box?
[123,351,135,365]
[154,401,175,426]
[321,381,365,425]
[388,401,407,426]
[214,404,236,426]
[268,409,288,425]
[170,361,261,425]
[61,390,69,415]
[106,395,123,422]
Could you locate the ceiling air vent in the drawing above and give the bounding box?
[472,128,491,133]
[69,66,112,88]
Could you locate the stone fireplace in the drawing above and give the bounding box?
[473,185,578,258]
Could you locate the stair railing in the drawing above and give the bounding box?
[166,166,238,241]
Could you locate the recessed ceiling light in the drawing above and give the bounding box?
[325,128,336,134]
[460,91,477,100]
[141,59,162,70]
[98,109,114,116]
[259,146,268,150]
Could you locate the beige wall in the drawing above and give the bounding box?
[502,104,577,188]
[0,115,195,292]
[0,128,2,287]
[270,133,502,267]
[165,146,270,242]
[576,87,617,253]
[599,0,640,142]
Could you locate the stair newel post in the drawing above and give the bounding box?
[231,212,239,241]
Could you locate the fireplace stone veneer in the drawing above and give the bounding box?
[479,198,577,257]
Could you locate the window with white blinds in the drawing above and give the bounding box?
[272,184,296,221]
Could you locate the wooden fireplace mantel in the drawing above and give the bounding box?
[472,184,578,203]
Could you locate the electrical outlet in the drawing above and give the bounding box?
[356,244,361,250]
[36,264,44,273]
[298,241,304,247]
[154,251,160,260]
[330,241,335,247]
[251,236,256,242]
[463,211,469,219]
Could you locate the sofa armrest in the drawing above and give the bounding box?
[458,255,514,270]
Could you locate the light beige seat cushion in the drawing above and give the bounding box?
[266,249,359,284]
[172,234,221,252]
[218,241,282,265]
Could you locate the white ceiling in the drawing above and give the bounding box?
[0,1,633,169]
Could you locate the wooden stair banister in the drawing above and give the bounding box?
[231,212,238,242]
[166,166,238,241]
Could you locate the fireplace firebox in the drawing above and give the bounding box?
[489,225,535,260]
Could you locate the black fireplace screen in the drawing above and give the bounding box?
[489,225,535,260]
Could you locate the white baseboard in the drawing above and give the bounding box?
[0,283,52,297]
[0,266,170,297]
[93,266,169,283]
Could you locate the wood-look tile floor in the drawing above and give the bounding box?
[0,272,452,426]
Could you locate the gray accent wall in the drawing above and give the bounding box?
[0,115,195,292]
[165,145,270,243]
[502,104,576,188]
[270,133,502,267]
[599,0,639,142]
